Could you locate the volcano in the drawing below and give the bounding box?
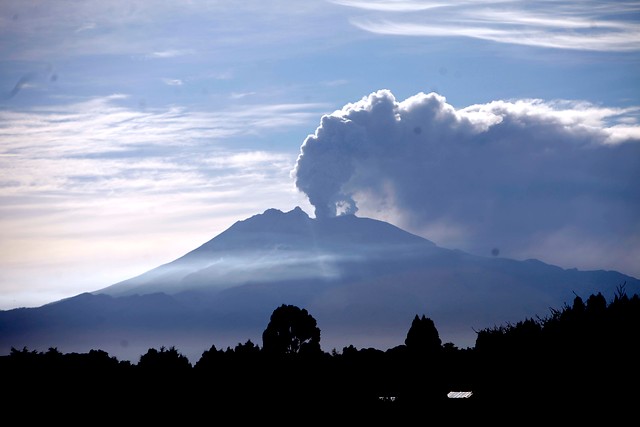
[1,207,638,363]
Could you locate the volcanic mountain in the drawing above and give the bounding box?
[1,207,638,363]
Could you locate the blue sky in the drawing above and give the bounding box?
[1,0,639,309]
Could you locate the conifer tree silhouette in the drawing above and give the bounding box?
[404,314,442,353]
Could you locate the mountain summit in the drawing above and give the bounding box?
[97,207,437,297]
[1,207,638,363]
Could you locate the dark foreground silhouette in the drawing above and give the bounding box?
[2,286,638,421]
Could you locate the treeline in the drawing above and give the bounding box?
[2,285,638,419]
[474,285,640,402]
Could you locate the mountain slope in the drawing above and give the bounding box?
[1,207,638,363]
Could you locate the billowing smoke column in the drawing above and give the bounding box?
[294,89,491,218]
[292,89,640,274]
[293,89,473,218]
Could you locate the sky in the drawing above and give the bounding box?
[0,0,639,310]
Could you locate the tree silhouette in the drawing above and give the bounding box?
[234,339,260,355]
[193,344,224,371]
[398,314,448,404]
[3,286,638,419]
[404,314,442,353]
[138,345,191,371]
[262,304,321,355]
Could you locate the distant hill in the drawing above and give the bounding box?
[1,207,638,363]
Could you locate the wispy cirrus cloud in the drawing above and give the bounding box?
[148,49,195,59]
[0,95,327,156]
[335,0,640,52]
[162,78,184,86]
[0,95,319,308]
[1,1,347,61]
[330,0,453,12]
[75,22,97,33]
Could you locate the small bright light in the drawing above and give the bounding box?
[447,391,473,398]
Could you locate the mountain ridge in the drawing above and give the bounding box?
[1,206,638,363]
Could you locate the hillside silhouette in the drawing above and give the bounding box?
[2,284,638,421]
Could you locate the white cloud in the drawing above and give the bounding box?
[149,50,195,59]
[162,78,184,86]
[338,0,640,51]
[293,89,640,277]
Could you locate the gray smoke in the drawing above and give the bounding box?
[292,89,640,275]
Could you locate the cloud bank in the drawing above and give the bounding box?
[293,90,640,276]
